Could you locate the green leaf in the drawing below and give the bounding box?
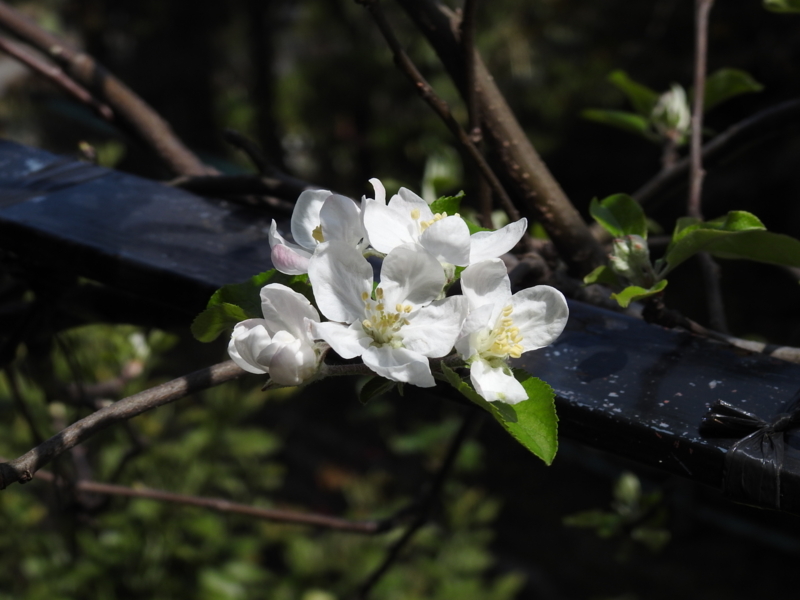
[703,68,763,112]
[190,303,249,343]
[764,0,800,12]
[581,109,655,140]
[607,70,660,116]
[464,218,490,235]
[610,280,668,308]
[589,194,648,238]
[440,364,558,465]
[358,376,395,405]
[429,190,465,216]
[192,269,313,342]
[583,265,621,287]
[664,229,800,275]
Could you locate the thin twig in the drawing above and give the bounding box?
[353,411,477,599]
[643,298,800,364]
[22,467,397,534]
[630,98,800,210]
[0,34,113,121]
[0,360,246,490]
[688,0,714,220]
[358,0,521,224]
[698,252,728,333]
[688,0,727,333]
[223,129,273,176]
[0,1,211,177]
[170,173,311,206]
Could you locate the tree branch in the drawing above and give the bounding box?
[0,360,246,490]
[358,0,522,224]
[0,1,212,177]
[395,0,605,275]
[23,466,396,534]
[0,34,113,121]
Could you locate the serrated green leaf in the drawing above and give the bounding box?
[764,0,800,12]
[191,303,249,342]
[429,190,465,216]
[358,376,395,405]
[589,194,648,238]
[440,364,558,465]
[703,68,763,112]
[582,109,655,140]
[583,265,621,287]
[611,280,668,308]
[608,70,660,116]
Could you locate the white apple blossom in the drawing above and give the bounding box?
[362,178,529,267]
[269,189,369,275]
[228,283,323,385]
[456,259,569,404]
[308,240,467,388]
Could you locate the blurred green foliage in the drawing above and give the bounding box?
[0,324,524,598]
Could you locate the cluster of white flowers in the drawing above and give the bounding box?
[228,179,569,404]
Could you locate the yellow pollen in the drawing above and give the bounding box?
[503,306,514,316]
[410,208,421,220]
[361,291,369,301]
[396,304,403,312]
[403,305,412,313]
[376,288,384,299]
[376,303,384,311]
[362,319,373,329]
[312,225,324,243]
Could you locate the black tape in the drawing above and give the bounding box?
[700,394,800,509]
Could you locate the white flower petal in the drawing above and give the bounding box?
[363,199,415,254]
[511,285,569,351]
[368,178,386,205]
[470,358,528,404]
[460,259,512,320]
[318,194,366,247]
[398,186,433,208]
[260,283,319,340]
[469,218,528,264]
[308,241,373,323]
[379,244,444,309]
[310,321,370,359]
[269,220,313,275]
[291,189,332,250]
[270,243,311,275]
[455,303,494,358]
[419,216,471,266]
[401,296,467,357]
[260,335,318,386]
[362,345,435,387]
[228,319,272,374]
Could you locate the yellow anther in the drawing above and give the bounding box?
[361,291,369,301]
[376,303,384,312]
[502,318,513,327]
[396,304,403,312]
[404,305,412,313]
[312,225,324,243]
[410,208,421,220]
[509,347,523,359]
[513,334,523,344]
[376,288,384,299]
[503,306,514,316]
[362,319,373,329]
